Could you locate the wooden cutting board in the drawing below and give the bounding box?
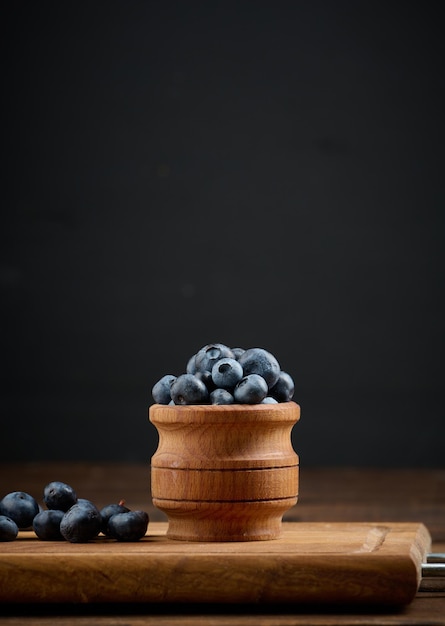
[0,522,431,606]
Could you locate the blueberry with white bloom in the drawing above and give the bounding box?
[238,348,280,389]
[152,374,177,404]
[234,374,268,404]
[194,343,234,373]
[210,388,235,405]
[186,354,197,374]
[211,358,243,390]
[151,344,296,406]
[231,347,245,360]
[269,371,295,402]
[170,373,210,405]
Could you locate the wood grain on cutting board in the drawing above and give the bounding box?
[0,522,431,605]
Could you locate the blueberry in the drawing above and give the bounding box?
[100,502,130,536]
[186,354,197,374]
[269,371,295,402]
[0,515,19,541]
[234,374,268,404]
[238,348,280,389]
[151,344,294,406]
[152,374,177,404]
[107,510,149,541]
[60,503,101,543]
[170,373,209,405]
[194,343,234,373]
[0,491,39,529]
[33,510,64,541]
[76,498,100,513]
[210,388,235,405]
[231,347,245,360]
[211,358,243,390]
[195,370,216,392]
[43,481,78,512]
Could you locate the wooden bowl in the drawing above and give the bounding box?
[149,402,300,541]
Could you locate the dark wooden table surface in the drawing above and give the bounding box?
[0,463,444,625]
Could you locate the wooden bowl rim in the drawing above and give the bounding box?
[149,401,300,424]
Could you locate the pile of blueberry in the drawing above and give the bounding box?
[152,343,295,405]
[0,481,149,543]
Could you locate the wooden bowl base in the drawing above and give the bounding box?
[153,497,298,541]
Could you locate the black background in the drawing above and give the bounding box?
[2,1,444,466]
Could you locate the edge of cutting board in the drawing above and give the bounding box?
[0,521,431,605]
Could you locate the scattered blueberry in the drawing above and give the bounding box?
[0,515,19,541]
[152,374,177,405]
[76,498,100,514]
[210,388,235,405]
[0,491,39,529]
[60,503,102,543]
[238,348,281,389]
[234,374,268,404]
[170,373,210,405]
[1,479,150,544]
[106,510,149,541]
[43,481,78,512]
[100,502,130,536]
[33,509,65,541]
